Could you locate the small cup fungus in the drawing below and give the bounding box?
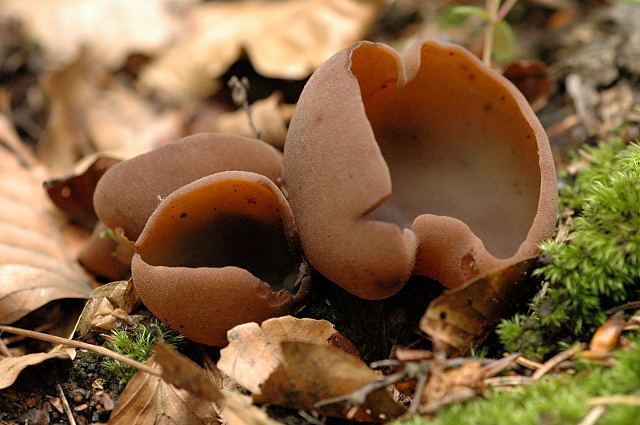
[94,133,284,241]
[132,171,302,346]
[284,40,557,300]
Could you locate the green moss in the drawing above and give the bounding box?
[102,320,184,386]
[498,141,640,359]
[395,336,640,425]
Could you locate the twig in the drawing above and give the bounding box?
[0,325,161,377]
[407,371,429,414]
[576,406,606,425]
[589,395,640,407]
[314,371,406,408]
[228,76,261,139]
[298,410,326,425]
[485,376,533,387]
[515,355,544,370]
[56,383,77,425]
[532,347,577,380]
[605,300,640,315]
[482,0,501,65]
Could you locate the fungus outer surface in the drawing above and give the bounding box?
[284,40,556,296]
[133,171,299,346]
[94,133,284,241]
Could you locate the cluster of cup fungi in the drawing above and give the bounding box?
[81,40,557,347]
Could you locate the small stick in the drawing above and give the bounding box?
[515,356,544,370]
[482,0,501,65]
[589,395,640,407]
[56,383,77,425]
[576,406,606,425]
[0,337,11,357]
[532,347,577,380]
[485,376,533,387]
[0,325,161,377]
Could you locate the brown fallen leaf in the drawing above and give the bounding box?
[420,361,485,414]
[256,342,405,421]
[38,57,184,172]
[583,311,626,359]
[421,258,536,353]
[0,347,75,389]
[218,316,358,395]
[503,60,554,112]
[75,280,141,336]
[0,120,91,325]
[154,342,281,425]
[210,93,295,149]
[77,223,133,281]
[0,0,188,69]
[140,0,384,100]
[44,155,121,228]
[108,355,220,425]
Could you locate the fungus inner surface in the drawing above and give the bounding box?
[137,178,299,291]
[351,44,541,259]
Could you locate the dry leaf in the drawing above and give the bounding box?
[420,361,485,413]
[154,342,280,425]
[503,60,554,112]
[109,355,219,425]
[218,316,358,395]
[211,94,295,149]
[0,347,75,389]
[44,156,120,228]
[421,258,536,352]
[140,0,384,100]
[0,122,91,325]
[38,57,184,172]
[583,311,626,359]
[75,280,141,336]
[0,0,190,69]
[255,342,405,421]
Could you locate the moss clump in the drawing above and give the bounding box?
[395,336,640,425]
[498,141,640,359]
[102,320,184,386]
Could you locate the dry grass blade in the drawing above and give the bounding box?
[532,347,577,380]
[0,123,91,325]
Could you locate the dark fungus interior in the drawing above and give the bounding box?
[136,175,299,292]
[352,43,542,259]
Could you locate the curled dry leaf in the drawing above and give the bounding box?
[421,258,536,352]
[255,342,405,421]
[38,57,184,172]
[0,123,91,325]
[211,94,295,149]
[503,60,554,112]
[44,155,121,228]
[140,0,384,100]
[584,311,626,359]
[108,355,219,425]
[0,0,187,69]
[218,316,358,395]
[75,280,141,336]
[0,347,75,390]
[154,343,280,425]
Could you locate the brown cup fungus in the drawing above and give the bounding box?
[284,40,557,300]
[132,171,302,346]
[94,133,283,241]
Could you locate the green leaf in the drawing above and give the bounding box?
[439,5,488,26]
[493,20,517,62]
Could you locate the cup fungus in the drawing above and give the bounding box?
[94,133,284,241]
[284,40,557,300]
[132,171,303,346]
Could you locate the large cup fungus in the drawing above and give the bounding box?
[284,40,557,300]
[94,133,283,241]
[132,171,303,346]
